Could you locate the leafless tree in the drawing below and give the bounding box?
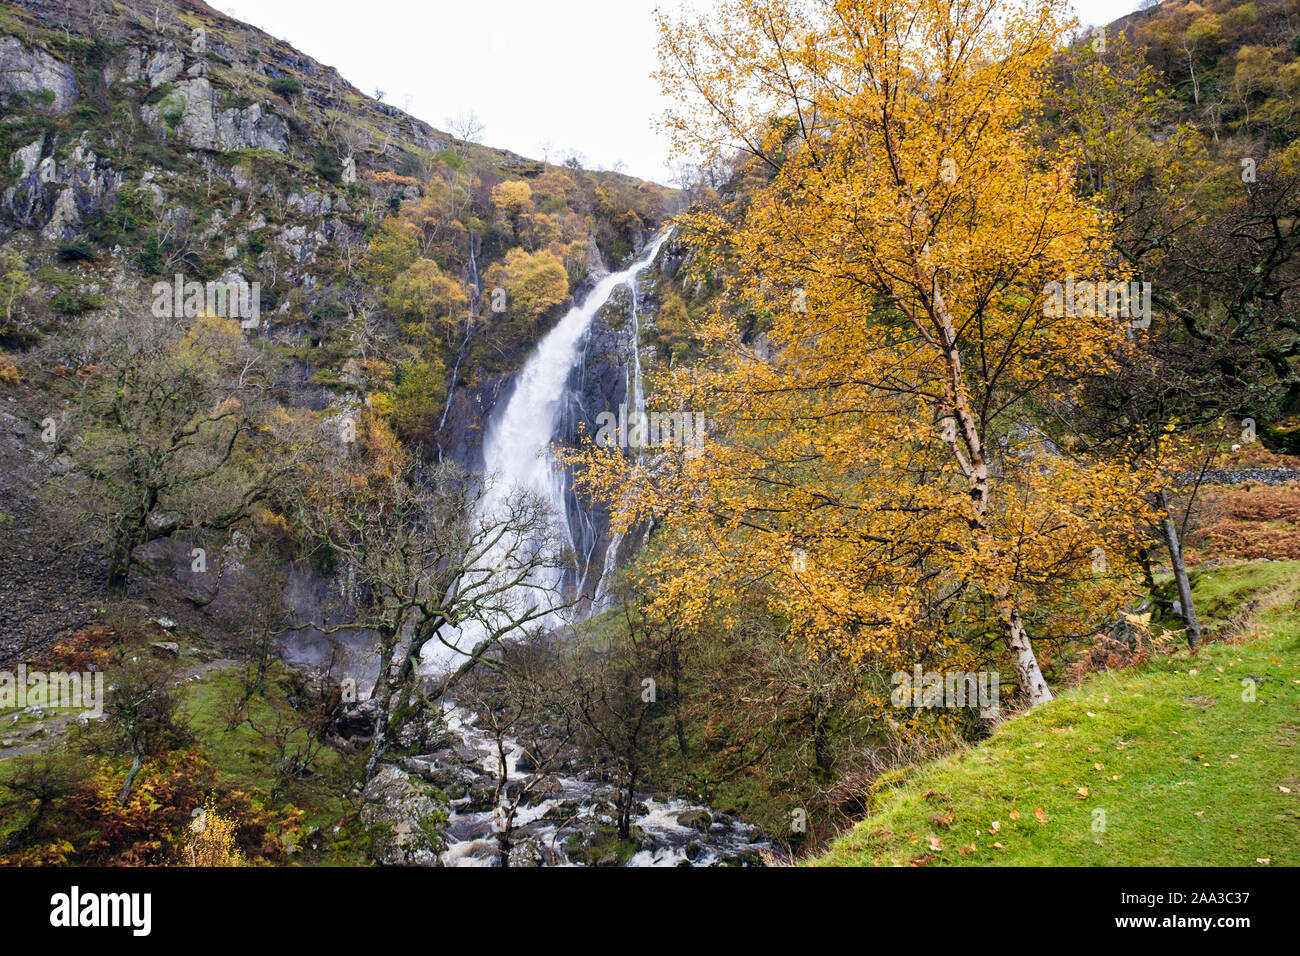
[455,644,575,865]
[446,111,485,148]
[53,310,307,595]
[294,455,571,780]
[102,653,188,804]
[546,602,686,840]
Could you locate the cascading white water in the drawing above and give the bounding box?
[421,232,669,672]
[590,263,650,610]
[478,230,668,573]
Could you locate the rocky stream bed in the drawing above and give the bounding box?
[358,702,770,867]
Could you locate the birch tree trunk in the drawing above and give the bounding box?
[119,741,144,805]
[924,274,1055,708]
[364,627,402,781]
[1001,606,1054,706]
[1158,490,1201,650]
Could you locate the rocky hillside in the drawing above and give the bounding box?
[0,0,677,662]
[0,0,667,326]
[4,0,453,286]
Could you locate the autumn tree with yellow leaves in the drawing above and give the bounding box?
[573,0,1171,711]
[384,257,470,349]
[186,799,246,867]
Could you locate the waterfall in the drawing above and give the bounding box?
[383,231,770,868]
[421,232,669,672]
[437,238,480,436]
[591,262,650,610]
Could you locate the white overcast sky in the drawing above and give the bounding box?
[220,0,1147,185]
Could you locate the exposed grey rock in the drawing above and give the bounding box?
[1180,467,1300,486]
[360,765,448,866]
[3,138,51,227]
[9,138,44,180]
[42,187,79,241]
[0,37,78,114]
[145,49,184,88]
[675,809,712,830]
[144,78,289,153]
[105,46,145,86]
[2,137,122,239]
[286,190,332,215]
[214,99,289,152]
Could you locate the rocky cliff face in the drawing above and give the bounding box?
[0,0,451,306]
[0,0,677,664]
[0,0,571,315]
[563,273,659,600]
[4,137,123,240]
[0,0,466,656]
[0,33,79,113]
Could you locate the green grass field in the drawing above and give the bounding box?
[179,665,361,838]
[812,560,1300,866]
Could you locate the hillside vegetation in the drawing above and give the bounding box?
[813,561,1300,866]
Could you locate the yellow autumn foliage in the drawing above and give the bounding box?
[186,798,245,867]
[570,0,1175,707]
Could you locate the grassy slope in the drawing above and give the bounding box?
[812,560,1300,866]
[0,636,368,862]
[179,666,363,847]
